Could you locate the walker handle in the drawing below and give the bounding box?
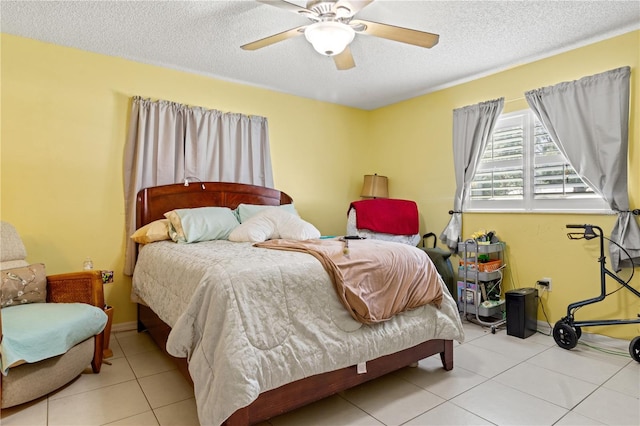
[566,224,599,240]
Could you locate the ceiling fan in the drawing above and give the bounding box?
[241,0,439,70]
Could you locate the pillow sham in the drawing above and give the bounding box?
[235,203,299,223]
[164,207,240,243]
[130,219,171,244]
[1,263,47,308]
[229,208,320,243]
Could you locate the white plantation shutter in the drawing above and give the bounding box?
[472,115,524,201]
[533,119,593,198]
[467,110,608,212]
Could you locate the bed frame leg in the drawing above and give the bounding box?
[440,340,453,370]
[137,304,146,332]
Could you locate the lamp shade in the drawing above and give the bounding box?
[304,21,355,56]
[361,174,389,198]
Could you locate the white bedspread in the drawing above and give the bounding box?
[132,240,464,426]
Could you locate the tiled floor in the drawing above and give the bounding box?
[2,321,638,425]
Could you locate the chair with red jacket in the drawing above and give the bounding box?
[347,199,455,300]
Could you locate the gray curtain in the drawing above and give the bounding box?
[439,98,504,252]
[123,97,274,275]
[525,66,638,270]
[184,109,273,184]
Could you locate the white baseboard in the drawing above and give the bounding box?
[537,320,632,352]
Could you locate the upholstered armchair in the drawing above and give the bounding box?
[0,222,107,409]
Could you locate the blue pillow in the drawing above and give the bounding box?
[164,207,240,243]
[0,303,107,374]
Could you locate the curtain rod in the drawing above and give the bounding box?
[505,96,525,103]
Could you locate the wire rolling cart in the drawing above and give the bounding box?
[458,239,507,334]
[554,224,640,362]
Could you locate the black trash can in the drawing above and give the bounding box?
[506,287,538,339]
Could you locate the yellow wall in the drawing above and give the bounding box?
[2,31,639,340]
[369,30,639,340]
[0,34,369,325]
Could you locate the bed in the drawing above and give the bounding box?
[132,182,464,426]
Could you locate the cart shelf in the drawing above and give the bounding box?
[458,239,507,333]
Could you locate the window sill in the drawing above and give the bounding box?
[463,209,615,215]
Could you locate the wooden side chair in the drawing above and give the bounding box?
[0,221,107,409]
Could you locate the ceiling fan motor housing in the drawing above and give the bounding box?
[306,0,353,20]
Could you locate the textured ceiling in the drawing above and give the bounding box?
[2,0,639,110]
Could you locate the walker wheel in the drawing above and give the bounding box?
[553,322,578,350]
[630,336,640,363]
[574,326,582,340]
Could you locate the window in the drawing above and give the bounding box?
[466,110,609,213]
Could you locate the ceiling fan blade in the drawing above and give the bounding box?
[350,19,439,48]
[333,0,374,17]
[257,0,315,17]
[241,26,307,51]
[333,46,355,70]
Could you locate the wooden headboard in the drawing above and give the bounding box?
[136,182,293,228]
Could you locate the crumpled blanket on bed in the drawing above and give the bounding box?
[132,240,464,426]
[255,238,443,324]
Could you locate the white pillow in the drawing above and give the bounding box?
[235,203,299,223]
[229,208,320,243]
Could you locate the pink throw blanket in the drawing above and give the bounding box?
[349,199,419,235]
[255,238,443,324]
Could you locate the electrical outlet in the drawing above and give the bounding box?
[537,277,552,292]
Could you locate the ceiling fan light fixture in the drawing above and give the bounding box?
[304,21,355,56]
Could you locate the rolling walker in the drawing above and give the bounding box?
[553,224,640,363]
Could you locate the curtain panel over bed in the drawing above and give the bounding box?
[123,97,274,275]
[525,66,638,271]
[439,98,504,253]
